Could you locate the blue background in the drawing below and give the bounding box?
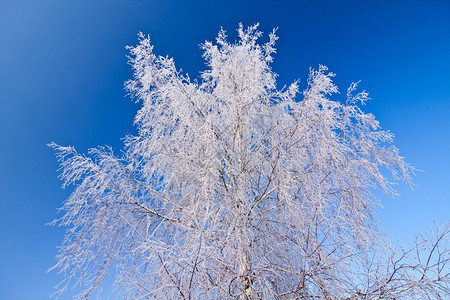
[1,0,449,298]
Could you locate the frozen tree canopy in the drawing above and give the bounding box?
[50,24,449,299]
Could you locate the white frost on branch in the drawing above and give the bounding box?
[49,24,449,299]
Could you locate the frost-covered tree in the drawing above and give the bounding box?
[50,24,449,299]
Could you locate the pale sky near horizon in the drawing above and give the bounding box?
[0,0,449,298]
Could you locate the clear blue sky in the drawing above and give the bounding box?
[0,0,449,298]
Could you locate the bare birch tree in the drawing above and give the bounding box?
[50,24,449,299]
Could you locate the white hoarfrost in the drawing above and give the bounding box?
[50,24,449,299]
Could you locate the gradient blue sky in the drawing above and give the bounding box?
[1,0,449,298]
